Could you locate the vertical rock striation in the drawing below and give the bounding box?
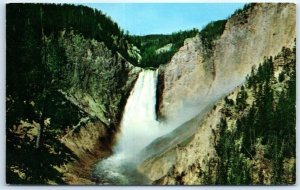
[158,3,295,122]
[143,3,295,184]
[50,32,141,184]
[213,3,295,94]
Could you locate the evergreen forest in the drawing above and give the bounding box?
[6,3,296,185]
[214,46,296,185]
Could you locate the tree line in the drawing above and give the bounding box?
[6,3,133,184]
[128,29,200,68]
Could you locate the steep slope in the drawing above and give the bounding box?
[50,32,141,127]
[213,3,295,93]
[142,3,296,184]
[6,3,296,185]
[158,3,295,121]
[52,32,140,184]
[157,34,214,121]
[140,46,296,185]
[6,4,140,184]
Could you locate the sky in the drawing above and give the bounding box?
[83,3,246,35]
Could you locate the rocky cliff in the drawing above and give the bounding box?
[141,46,296,185]
[158,3,295,121]
[143,3,296,184]
[52,31,141,127]
[6,31,140,184]
[6,3,296,185]
[6,3,145,184]
[51,32,141,183]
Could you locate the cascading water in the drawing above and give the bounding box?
[93,69,161,185]
[114,69,160,155]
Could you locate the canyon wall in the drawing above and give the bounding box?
[47,32,141,184]
[143,3,296,184]
[158,3,295,121]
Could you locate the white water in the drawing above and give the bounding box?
[94,69,167,184]
[114,69,160,155]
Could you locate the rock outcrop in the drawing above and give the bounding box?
[55,32,141,127]
[213,3,295,94]
[140,99,224,184]
[158,3,295,121]
[60,121,111,184]
[6,3,142,184]
[45,32,141,184]
[158,35,214,122]
[143,3,296,184]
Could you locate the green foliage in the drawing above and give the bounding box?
[6,3,140,184]
[278,71,285,82]
[129,18,227,68]
[6,3,137,64]
[6,128,76,184]
[215,46,296,185]
[232,3,255,16]
[236,85,248,111]
[56,32,132,123]
[6,4,119,184]
[199,20,227,50]
[130,18,228,68]
[224,96,234,106]
[129,29,199,68]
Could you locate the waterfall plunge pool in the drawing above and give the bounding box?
[93,69,168,185]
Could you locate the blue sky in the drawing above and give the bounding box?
[83,3,245,35]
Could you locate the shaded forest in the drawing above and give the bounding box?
[213,46,296,185]
[6,3,136,184]
[6,3,296,185]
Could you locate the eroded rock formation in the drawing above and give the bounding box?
[143,3,296,184]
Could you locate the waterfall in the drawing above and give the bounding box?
[114,69,159,155]
[93,69,160,184]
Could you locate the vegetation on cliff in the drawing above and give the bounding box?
[7,3,138,62]
[128,16,229,68]
[129,29,199,67]
[6,3,139,184]
[214,46,296,185]
[199,19,227,50]
[6,2,295,185]
[151,45,296,186]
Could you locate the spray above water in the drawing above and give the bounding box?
[114,69,160,155]
[94,69,164,184]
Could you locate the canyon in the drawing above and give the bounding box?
[6,3,296,185]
